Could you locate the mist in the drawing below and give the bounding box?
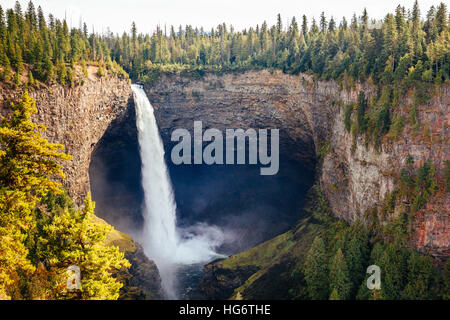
[133,84,225,299]
[90,86,314,299]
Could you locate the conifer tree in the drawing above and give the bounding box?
[0,91,71,299]
[440,259,450,300]
[401,251,435,299]
[345,238,364,292]
[27,69,34,87]
[329,288,340,300]
[304,237,328,299]
[329,248,352,300]
[38,194,130,300]
[379,243,408,299]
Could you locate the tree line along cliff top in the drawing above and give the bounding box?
[0,1,448,87]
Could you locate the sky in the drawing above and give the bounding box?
[0,0,443,35]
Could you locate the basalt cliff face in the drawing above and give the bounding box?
[324,86,449,258]
[144,70,372,168]
[0,74,132,204]
[144,69,448,260]
[2,69,447,300]
[0,73,163,300]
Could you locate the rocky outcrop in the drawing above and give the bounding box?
[194,262,260,300]
[0,73,164,299]
[0,74,133,204]
[322,86,449,259]
[144,70,449,258]
[123,243,163,299]
[144,70,362,167]
[103,217,163,300]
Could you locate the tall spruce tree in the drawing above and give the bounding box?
[329,248,352,300]
[0,91,71,299]
[304,237,329,299]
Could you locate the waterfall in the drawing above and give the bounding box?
[132,84,225,299]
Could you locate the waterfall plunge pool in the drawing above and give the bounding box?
[89,85,315,299]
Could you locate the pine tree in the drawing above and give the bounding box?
[37,5,45,30]
[328,17,336,32]
[25,1,37,31]
[131,21,137,43]
[97,65,104,78]
[401,251,435,299]
[38,194,130,300]
[13,69,19,87]
[329,248,352,300]
[320,12,327,33]
[55,59,66,85]
[395,5,406,31]
[276,14,282,35]
[0,91,71,298]
[440,259,450,300]
[361,8,369,32]
[434,3,447,34]
[379,243,408,299]
[1,61,12,82]
[304,237,329,299]
[345,238,364,293]
[0,5,6,41]
[27,69,34,87]
[329,288,340,300]
[301,15,308,38]
[0,41,9,66]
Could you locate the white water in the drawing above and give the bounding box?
[132,84,225,299]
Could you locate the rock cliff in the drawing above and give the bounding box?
[2,68,446,300]
[0,73,163,299]
[322,86,449,258]
[144,69,448,259]
[1,74,132,204]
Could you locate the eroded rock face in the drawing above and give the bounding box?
[144,70,449,258]
[322,86,449,259]
[0,75,164,299]
[120,243,164,300]
[0,75,133,204]
[89,98,144,235]
[144,70,355,167]
[193,262,260,300]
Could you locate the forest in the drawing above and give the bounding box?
[0,1,448,87]
[0,0,449,300]
[0,0,448,146]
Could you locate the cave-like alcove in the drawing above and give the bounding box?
[89,99,145,235]
[167,159,314,253]
[89,102,316,255]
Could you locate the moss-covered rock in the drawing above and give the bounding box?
[100,217,164,300]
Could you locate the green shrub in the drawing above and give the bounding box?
[344,104,354,132]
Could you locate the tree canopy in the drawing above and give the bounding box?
[0,91,129,299]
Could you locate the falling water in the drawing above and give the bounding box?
[132,84,225,299]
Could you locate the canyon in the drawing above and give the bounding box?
[0,72,163,300]
[145,69,448,259]
[144,70,448,298]
[1,68,448,299]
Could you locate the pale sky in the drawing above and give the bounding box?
[0,0,444,35]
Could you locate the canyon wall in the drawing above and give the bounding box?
[144,70,367,168]
[1,68,446,299]
[0,73,163,299]
[0,73,132,204]
[323,86,449,258]
[145,70,449,258]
